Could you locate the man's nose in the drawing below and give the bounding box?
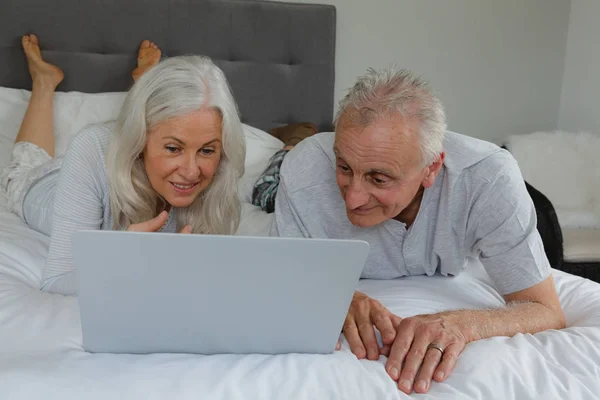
[344,178,369,209]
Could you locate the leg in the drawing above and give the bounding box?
[132,40,162,82]
[268,122,318,149]
[0,34,62,227]
[1,142,61,230]
[252,149,289,213]
[21,168,60,236]
[15,34,64,157]
[251,122,319,213]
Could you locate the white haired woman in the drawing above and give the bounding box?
[1,35,246,295]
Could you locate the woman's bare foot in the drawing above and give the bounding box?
[132,40,162,82]
[22,34,64,91]
[269,122,319,149]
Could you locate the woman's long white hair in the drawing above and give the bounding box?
[106,55,246,235]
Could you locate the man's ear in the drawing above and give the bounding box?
[422,152,445,188]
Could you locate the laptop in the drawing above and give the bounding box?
[72,230,369,355]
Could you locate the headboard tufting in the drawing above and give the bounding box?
[0,0,336,132]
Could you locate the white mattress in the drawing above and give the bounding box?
[1,190,600,399]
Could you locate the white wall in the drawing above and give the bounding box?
[274,0,571,144]
[558,0,600,134]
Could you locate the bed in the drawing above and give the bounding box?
[1,0,600,399]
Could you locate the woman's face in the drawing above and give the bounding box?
[143,108,223,208]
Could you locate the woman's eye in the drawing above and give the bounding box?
[165,146,180,153]
[201,148,215,155]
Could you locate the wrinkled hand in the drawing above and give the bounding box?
[127,211,192,234]
[386,313,468,394]
[341,292,402,360]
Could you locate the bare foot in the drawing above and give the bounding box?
[22,34,64,91]
[269,122,319,148]
[132,40,162,82]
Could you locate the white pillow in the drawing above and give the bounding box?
[237,123,283,203]
[0,86,283,203]
[0,87,125,166]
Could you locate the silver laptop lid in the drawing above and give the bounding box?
[73,231,369,355]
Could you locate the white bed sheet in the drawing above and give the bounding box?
[1,191,600,399]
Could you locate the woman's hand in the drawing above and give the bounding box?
[127,210,192,233]
[179,225,193,234]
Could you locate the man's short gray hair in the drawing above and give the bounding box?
[334,66,447,166]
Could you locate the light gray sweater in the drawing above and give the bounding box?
[41,124,177,295]
[271,131,550,296]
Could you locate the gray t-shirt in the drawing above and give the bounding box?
[40,124,177,295]
[270,131,550,295]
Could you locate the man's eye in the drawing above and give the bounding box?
[372,177,388,185]
[338,164,350,172]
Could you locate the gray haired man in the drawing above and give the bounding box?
[270,67,565,394]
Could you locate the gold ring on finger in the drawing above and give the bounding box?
[427,343,444,356]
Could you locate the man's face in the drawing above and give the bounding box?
[334,112,440,228]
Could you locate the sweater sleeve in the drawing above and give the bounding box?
[41,126,108,295]
[468,153,550,296]
[269,177,311,238]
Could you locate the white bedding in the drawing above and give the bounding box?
[1,88,600,399]
[2,190,600,399]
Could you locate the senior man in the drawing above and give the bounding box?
[270,67,565,394]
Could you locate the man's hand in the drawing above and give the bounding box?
[383,276,565,395]
[342,292,402,360]
[386,313,468,394]
[342,280,563,395]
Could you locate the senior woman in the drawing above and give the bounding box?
[1,35,246,295]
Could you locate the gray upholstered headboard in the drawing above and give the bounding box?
[0,0,335,132]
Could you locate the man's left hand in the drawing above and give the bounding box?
[385,313,469,394]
